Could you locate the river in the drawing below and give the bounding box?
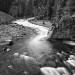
[12,19,53,59]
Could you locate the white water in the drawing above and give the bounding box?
[13,19,53,58]
[40,67,71,75]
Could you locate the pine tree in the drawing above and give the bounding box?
[52,0,63,27]
[9,0,18,17]
[63,0,73,16]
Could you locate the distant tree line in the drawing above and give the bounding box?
[9,0,75,19]
[0,0,75,24]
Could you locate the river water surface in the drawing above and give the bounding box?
[13,19,53,59]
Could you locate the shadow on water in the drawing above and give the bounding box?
[47,38,75,54]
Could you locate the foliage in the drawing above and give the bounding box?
[51,16,75,39]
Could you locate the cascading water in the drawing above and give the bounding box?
[13,19,53,58]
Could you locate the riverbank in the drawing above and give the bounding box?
[0,21,37,61]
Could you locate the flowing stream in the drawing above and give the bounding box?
[13,19,53,59]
